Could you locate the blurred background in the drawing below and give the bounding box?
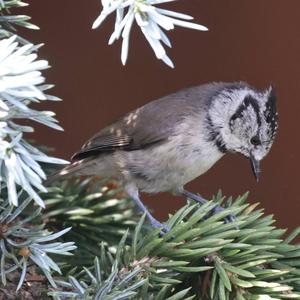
[18,1,299,229]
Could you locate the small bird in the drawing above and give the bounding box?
[53,82,278,231]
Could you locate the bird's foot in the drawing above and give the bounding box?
[128,190,171,234]
[149,218,171,234]
[210,204,237,224]
[180,189,236,224]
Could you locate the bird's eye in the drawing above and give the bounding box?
[250,136,261,146]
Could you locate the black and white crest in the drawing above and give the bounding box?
[207,82,278,162]
[264,86,278,140]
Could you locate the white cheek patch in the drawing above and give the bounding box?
[206,84,277,162]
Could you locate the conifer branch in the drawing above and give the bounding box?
[48,192,300,299]
[0,2,75,294]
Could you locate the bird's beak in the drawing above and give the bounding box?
[250,153,260,182]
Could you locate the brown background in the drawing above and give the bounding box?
[18,1,299,229]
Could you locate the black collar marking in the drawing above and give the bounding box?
[206,115,227,153]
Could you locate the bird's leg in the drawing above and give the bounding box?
[131,195,170,232]
[125,185,170,233]
[181,189,207,205]
[180,189,236,223]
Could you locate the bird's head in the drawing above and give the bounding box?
[207,83,278,181]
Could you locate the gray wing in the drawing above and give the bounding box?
[71,82,237,161]
[71,99,183,161]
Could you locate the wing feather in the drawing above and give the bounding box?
[71,83,233,162]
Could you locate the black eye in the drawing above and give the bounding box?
[250,136,261,146]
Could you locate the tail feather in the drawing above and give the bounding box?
[45,158,92,185]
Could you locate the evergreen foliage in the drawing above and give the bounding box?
[47,191,300,300]
[42,178,138,267]
[0,0,76,296]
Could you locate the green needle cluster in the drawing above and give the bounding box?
[48,191,300,300]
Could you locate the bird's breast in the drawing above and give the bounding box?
[175,138,224,185]
[124,134,224,193]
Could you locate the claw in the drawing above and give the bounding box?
[127,187,171,234]
[211,205,237,224]
[150,218,171,234]
[181,189,237,225]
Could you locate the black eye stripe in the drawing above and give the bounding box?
[230,95,261,128]
[244,96,261,127]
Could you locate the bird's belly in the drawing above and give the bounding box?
[125,141,224,193]
[177,147,223,185]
